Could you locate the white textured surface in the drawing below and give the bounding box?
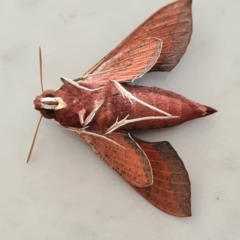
[1,0,239,239]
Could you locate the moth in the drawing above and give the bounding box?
[31,0,216,217]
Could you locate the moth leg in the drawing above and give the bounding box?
[105,115,179,134]
[111,80,172,116]
[61,77,103,92]
[78,109,87,125]
[83,99,105,126]
[66,126,124,148]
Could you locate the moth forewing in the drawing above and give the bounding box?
[85,0,193,75]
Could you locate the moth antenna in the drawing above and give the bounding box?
[27,47,45,163]
[27,116,42,163]
[39,46,44,92]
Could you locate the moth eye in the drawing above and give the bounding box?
[39,89,56,119]
[40,109,55,119]
[41,89,56,97]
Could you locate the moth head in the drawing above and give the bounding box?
[34,89,66,119]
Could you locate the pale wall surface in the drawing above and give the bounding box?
[0,0,239,239]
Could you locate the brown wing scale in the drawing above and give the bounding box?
[80,38,162,86]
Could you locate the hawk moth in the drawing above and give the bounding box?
[31,0,216,217]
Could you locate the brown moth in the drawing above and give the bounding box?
[31,0,216,217]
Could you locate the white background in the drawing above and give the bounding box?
[1,0,239,239]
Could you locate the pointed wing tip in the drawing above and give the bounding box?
[165,204,191,217]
